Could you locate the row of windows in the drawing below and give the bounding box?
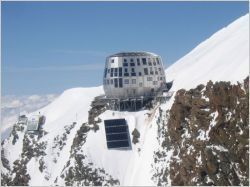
[104,67,163,78]
[103,77,165,87]
[110,57,161,66]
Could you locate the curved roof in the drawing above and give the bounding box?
[108,51,159,58]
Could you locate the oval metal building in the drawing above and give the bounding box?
[103,52,166,99]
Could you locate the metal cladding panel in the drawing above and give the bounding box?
[104,119,131,149]
[27,120,39,131]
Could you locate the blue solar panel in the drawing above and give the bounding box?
[104,119,131,149]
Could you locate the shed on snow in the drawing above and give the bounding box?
[18,115,28,125]
[26,115,46,132]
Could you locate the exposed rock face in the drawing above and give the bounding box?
[154,77,249,186]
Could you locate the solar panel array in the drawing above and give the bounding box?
[104,119,131,149]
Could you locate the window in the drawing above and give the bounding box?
[114,78,118,88]
[114,68,118,77]
[137,58,140,65]
[139,72,142,76]
[155,71,158,75]
[156,58,160,64]
[124,68,128,73]
[110,68,114,77]
[142,58,147,65]
[124,79,129,84]
[123,62,128,67]
[132,79,136,84]
[108,69,110,73]
[130,62,135,66]
[150,67,154,75]
[119,78,123,88]
[123,58,127,63]
[148,58,152,66]
[131,68,136,76]
[159,68,162,75]
[153,58,157,66]
[130,58,134,62]
[160,77,163,80]
[147,77,153,81]
[111,59,115,63]
[119,67,122,77]
[153,81,157,85]
[144,68,148,75]
[124,72,129,76]
[139,82,143,87]
[158,68,162,74]
[104,68,107,78]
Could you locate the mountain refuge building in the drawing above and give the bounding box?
[103,52,167,99]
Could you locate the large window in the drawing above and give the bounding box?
[144,68,148,75]
[150,67,154,75]
[132,79,136,84]
[119,78,123,88]
[142,58,147,65]
[119,67,122,77]
[114,78,118,88]
[114,68,118,77]
[137,58,140,66]
[153,59,156,66]
[156,58,160,64]
[131,68,136,76]
[148,58,152,66]
[110,68,114,77]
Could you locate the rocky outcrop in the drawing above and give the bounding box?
[154,77,249,186]
[60,122,119,186]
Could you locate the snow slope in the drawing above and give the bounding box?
[165,14,249,91]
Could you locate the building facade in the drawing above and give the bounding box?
[103,52,166,99]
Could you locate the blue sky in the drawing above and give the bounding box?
[2,1,249,95]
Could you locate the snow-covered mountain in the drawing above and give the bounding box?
[1,14,249,186]
[166,14,249,91]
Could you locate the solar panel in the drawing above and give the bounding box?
[104,119,131,149]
